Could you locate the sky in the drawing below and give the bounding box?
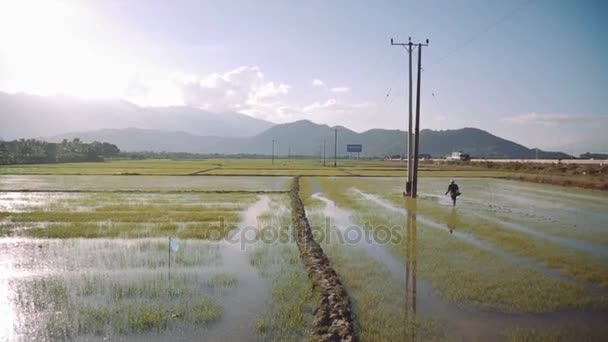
[0,0,606,153]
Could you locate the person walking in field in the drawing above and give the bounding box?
[445,179,461,206]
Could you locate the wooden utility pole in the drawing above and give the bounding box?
[391,37,427,196]
[332,128,338,167]
[411,39,429,198]
[323,139,326,166]
[271,139,275,165]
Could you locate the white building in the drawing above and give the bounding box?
[446,151,470,161]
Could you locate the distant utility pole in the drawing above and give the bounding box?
[391,37,428,197]
[323,139,326,166]
[272,139,275,165]
[332,128,338,167]
[411,39,429,198]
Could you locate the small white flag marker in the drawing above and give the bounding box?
[170,238,180,253]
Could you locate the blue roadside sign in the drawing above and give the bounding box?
[347,144,362,153]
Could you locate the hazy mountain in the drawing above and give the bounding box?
[0,91,273,139]
[46,120,571,159]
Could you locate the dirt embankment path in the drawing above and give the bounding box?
[290,176,356,342]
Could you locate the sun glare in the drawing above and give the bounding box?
[0,0,131,100]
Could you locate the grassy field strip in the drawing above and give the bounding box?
[0,192,254,213]
[0,238,222,272]
[390,196,608,292]
[0,189,289,194]
[353,188,608,298]
[0,175,291,191]
[304,194,608,340]
[0,192,260,240]
[495,182,608,209]
[289,177,355,341]
[352,186,608,294]
[249,194,315,340]
[203,169,351,176]
[0,237,239,340]
[9,273,227,339]
[408,186,608,252]
[464,210,608,258]
[303,197,444,340]
[1,194,294,340]
[463,196,608,246]
[409,196,608,249]
[314,177,606,313]
[352,187,608,298]
[0,160,511,178]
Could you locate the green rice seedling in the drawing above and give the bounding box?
[312,177,608,313]
[246,195,315,340]
[206,273,239,288]
[186,297,223,324]
[305,208,444,341]
[11,272,225,339]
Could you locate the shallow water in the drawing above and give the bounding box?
[353,189,608,296]
[0,175,290,192]
[201,196,271,341]
[312,185,608,340]
[0,195,273,341]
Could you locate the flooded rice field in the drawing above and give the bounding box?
[0,175,290,192]
[301,176,608,340]
[1,175,607,340]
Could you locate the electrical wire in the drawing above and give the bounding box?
[426,0,536,70]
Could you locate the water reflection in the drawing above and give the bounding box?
[446,208,461,234]
[404,198,417,340]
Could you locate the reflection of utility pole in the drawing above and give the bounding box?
[332,128,338,167]
[323,139,326,166]
[272,139,275,165]
[392,37,428,197]
[404,198,418,340]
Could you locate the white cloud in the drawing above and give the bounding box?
[502,112,605,126]
[303,99,367,113]
[330,86,350,93]
[178,66,290,113]
[312,78,325,87]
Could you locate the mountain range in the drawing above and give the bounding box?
[0,91,273,139]
[47,121,570,159]
[1,91,570,158]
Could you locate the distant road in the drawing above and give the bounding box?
[469,159,606,165]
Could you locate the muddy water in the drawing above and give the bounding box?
[311,185,608,340]
[0,196,272,341]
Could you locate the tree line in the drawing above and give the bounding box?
[0,138,120,165]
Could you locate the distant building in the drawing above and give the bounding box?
[446,151,470,161]
[419,153,432,160]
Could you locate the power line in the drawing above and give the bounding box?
[431,91,447,120]
[426,0,536,70]
[392,37,429,198]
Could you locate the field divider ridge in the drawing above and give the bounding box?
[0,189,289,194]
[187,166,223,175]
[290,176,356,342]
